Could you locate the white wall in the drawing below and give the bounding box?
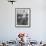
[0,0,46,42]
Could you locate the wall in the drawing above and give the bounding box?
[0,0,46,42]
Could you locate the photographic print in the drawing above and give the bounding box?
[15,8,31,28]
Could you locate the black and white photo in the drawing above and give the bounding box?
[15,8,31,27]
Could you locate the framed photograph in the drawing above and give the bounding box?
[15,8,31,28]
